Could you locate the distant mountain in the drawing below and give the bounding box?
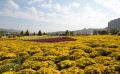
[0,28,21,33]
[74,28,106,35]
[48,28,106,35]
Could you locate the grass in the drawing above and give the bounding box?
[18,35,59,40]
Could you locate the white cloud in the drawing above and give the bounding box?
[28,0,43,5]
[28,0,54,5]
[5,0,19,10]
[94,0,120,15]
[26,7,38,14]
[54,4,71,15]
[41,4,52,8]
[72,2,80,8]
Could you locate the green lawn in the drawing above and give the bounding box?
[18,35,60,40]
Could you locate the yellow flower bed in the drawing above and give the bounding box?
[0,35,120,73]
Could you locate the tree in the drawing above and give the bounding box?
[93,30,109,35]
[43,32,47,35]
[98,30,108,35]
[33,32,36,36]
[65,30,70,36]
[0,34,1,38]
[38,30,42,36]
[25,30,29,36]
[0,31,2,38]
[110,29,119,35]
[55,33,59,36]
[93,30,98,35]
[20,30,24,36]
[70,31,74,36]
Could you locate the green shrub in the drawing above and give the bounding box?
[0,63,21,73]
[97,49,112,56]
[14,52,30,65]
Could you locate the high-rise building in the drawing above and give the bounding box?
[108,18,120,31]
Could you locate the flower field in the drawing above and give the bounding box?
[0,35,120,74]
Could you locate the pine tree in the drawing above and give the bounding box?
[33,32,36,36]
[38,30,42,36]
[93,30,98,35]
[70,31,74,36]
[43,32,47,35]
[65,30,70,36]
[25,30,29,36]
[20,30,24,36]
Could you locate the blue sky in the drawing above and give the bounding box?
[0,0,120,32]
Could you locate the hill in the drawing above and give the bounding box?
[0,28,20,33]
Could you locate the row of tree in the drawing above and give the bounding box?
[93,29,120,35]
[58,29,120,36]
[50,29,120,36]
[63,30,74,36]
[1,29,119,37]
[53,30,74,36]
[20,30,47,36]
